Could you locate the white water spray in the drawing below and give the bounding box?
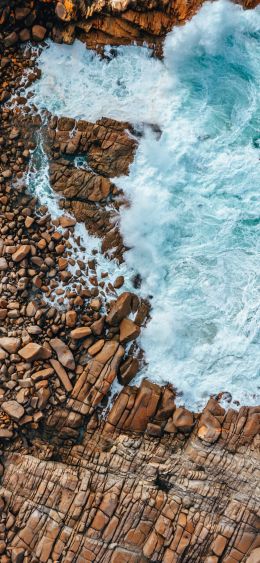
[27,0,260,408]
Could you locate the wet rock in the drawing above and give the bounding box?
[32,25,47,41]
[106,292,133,326]
[119,318,140,343]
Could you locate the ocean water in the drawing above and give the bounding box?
[27,0,260,409]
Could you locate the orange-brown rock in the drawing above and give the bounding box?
[18,343,51,362]
[106,292,134,326]
[50,337,75,370]
[68,340,124,415]
[119,318,140,343]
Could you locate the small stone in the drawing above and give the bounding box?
[4,32,18,47]
[0,258,8,271]
[0,337,21,354]
[50,338,75,370]
[66,310,77,327]
[18,343,51,362]
[2,400,25,422]
[88,339,105,356]
[32,25,47,41]
[70,327,92,339]
[114,275,124,289]
[12,244,31,262]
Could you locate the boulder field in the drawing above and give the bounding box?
[0,1,259,562]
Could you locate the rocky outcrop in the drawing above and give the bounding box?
[1,0,259,54]
[46,116,137,260]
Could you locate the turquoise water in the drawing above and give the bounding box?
[28,0,260,408]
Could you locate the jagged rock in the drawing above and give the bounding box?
[18,343,51,362]
[2,400,24,421]
[12,244,31,262]
[68,340,124,414]
[172,407,194,433]
[0,337,21,354]
[50,338,75,370]
[106,292,133,325]
[119,318,140,343]
[70,326,92,339]
[32,24,47,41]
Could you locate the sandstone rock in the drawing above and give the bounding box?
[70,326,92,339]
[172,407,194,433]
[31,368,54,382]
[65,310,77,327]
[246,548,260,563]
[198,411,222,444]
[50,338,75,370]
[12,244,30,262]
[18,343,51,362]
[119,318,140,343]
[0,257,8,271]
[0,337,21,354]
[32,25,47,41]
[4,32,18,47]
[2,400,25,421]
[120,357,139,385]
[106,292,133,325]
[59,215,76,228]
[50,358,73,392]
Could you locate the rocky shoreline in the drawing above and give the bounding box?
[0,1,259,562]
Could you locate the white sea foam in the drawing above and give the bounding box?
[27,0,260,408]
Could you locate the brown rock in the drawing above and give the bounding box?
[106,292,133,326]
[172,407,194,433]
[0,337,21,354]
[50,358,73,392]
[32,25,47,41]
[120,357,139,385]
[246,548,260,563]
[0,258,8,271]
[2,400,25,422]
[59,215,76,228]
[18,343,51,362]
[4,32,18,47]
[31,368,54,382]
[66,310,77,327]
[70,327,92,339]
[119,318,140,343]
[198,410,222,444]
[50,338,75,370]
[12,244,31,262]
